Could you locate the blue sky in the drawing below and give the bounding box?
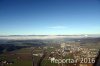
[0,0,100,35]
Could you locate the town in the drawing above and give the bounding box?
[0,36,100,66]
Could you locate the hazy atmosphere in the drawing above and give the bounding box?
[0,0,100,66]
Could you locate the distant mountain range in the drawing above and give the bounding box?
[0,34,100,40]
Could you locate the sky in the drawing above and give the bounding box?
[0,0,100,35]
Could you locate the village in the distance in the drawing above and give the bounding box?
[0,35,100,66]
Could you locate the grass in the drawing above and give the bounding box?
[9,60,32,66]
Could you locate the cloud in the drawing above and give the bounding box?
[48,26,67,29]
